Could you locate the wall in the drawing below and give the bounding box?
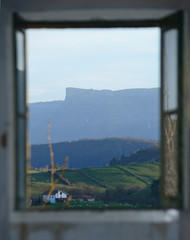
[1,0,190,240]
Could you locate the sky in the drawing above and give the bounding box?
[27,28,160,103]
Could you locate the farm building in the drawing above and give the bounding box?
[42,190,68,203]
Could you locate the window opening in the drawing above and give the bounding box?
[13,11,184,210]
[26,27,161,210]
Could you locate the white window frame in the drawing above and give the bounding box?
[10,8,186,224]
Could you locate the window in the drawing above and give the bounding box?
[160,13,184,208]
[13,10,185,210]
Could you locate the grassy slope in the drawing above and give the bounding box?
[57,170,101,187]
[80,163,160,189]
[120,163,160,185]
[80,167,144,188]
[29,163,160,198]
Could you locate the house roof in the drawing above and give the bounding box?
[42,189,68,196]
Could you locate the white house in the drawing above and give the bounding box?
[42,190,68,204]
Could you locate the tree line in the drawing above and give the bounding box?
[110,146,160,166]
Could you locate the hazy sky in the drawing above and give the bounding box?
[27,28,160,103]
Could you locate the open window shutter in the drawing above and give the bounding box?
[14,28,28,209]
[160,11,184,208]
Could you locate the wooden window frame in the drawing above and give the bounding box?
[13,10,185,210]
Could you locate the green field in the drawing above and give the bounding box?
[30,201,136,210]
[80,163,160,188]
[57,170,102,187]
[29,163,160,200]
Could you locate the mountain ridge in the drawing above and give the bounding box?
[29,87,160,144]
[30,137,158,169]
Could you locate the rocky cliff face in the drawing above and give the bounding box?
[29,87,160,144]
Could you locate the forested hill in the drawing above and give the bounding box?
[109,146,160,166]
[29,87,160,144]
[30,137,158,169]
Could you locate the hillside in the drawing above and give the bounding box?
[110,146,160,166]
[29,162,160,198]
[79,163,160,189]
[29,87,160,144]
[30,137,158,169]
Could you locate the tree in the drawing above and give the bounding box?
[151,178,160,198]
[150,178,160,207]
[110,157,119,166]
[114,184,128,203]
[55,163,59,169]
[104,188,114,202]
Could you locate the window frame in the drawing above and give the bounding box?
[13,9,185,211]
[160,12,185,209]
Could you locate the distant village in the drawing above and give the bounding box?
[30,189,95,205]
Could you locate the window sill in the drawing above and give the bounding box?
[10,209,179,224]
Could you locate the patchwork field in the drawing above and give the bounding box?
[29,162,160,200]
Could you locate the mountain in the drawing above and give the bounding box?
[30,137,158,169]
[29,87,160,144]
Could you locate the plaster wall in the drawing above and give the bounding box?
[1,0,190,240]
